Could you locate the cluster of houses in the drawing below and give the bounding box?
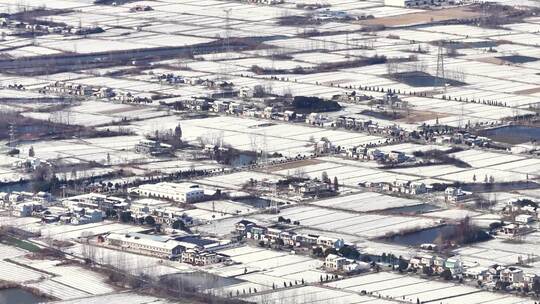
[209,98,298,122]
[102,232,230,266]
[346,147,411,163]
[235,219,345,250]
[0,17,104,36]
[312,9,351,21]
[324,254,371,273]
[434,132,492,147]
[241,0,283,5]
[408,253,464,276]
[361,179,428,195]
[2,186,213,229]
[465,264,540,291]
[12,157,49,172]
[60,192,202,229]
[0,191,107,225]
[0,191,52,217]
[154,73,233,89]
[40,81,153,104]
[41,81,114,98]
[129,198,197,228]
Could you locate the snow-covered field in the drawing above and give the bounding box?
[311,192,423,212]
[326,272,535,304]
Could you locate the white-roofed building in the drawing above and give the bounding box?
[131,182,205,203]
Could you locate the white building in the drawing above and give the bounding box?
[106,232,185,259]
[131,182,205,203]
[325,254,347,270]
[181,249,225,266]
[515,214,534,224]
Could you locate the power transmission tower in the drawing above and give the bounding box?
[224,9,231,52]
[8,124,16,148]
[262,132,268,167]
[221,8,232,80]
[270,185,278,214]
[434,43,446,92]
[345,32,350,58]
[458,103,464,130]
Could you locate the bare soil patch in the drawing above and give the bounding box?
[358,6,482,27]
[514,87,540,95]
[397,109,450,123]
[267,159,321,172]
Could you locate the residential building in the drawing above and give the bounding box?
[235,220,256,235]
[317,236,344,249]
[71,209,103,225]
[325,254,347,270]
[444,258,463,275]
[501,267,524,284]
[289,181,332,197]
[181,249,225,266]
[134,140,171,156]
[515,214,534,224]
[444,187,471,202]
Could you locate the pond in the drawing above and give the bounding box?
[479,125,540,145]
[383,225,457,247]
[0,288,48,304]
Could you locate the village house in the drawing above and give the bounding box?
[317,236,345,249]
[70,208,103,225]
[444,187,471,202]
[325,254,347,270]
[181,249,226,266]
[211,100,231,113]
[289,180,332,197]
[182,96,210,111]
[306,113,329,125]
[239,86,253,98]
[501,267,524,284]
[444,257,463,275]
[235,219,256,235]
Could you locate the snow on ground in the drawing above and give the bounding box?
[310,192,423,212]
[245,285,397,304]
[40,221,146,241]
[251,205,439,239]
[50,291,175,303]
[326,272,535,304]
